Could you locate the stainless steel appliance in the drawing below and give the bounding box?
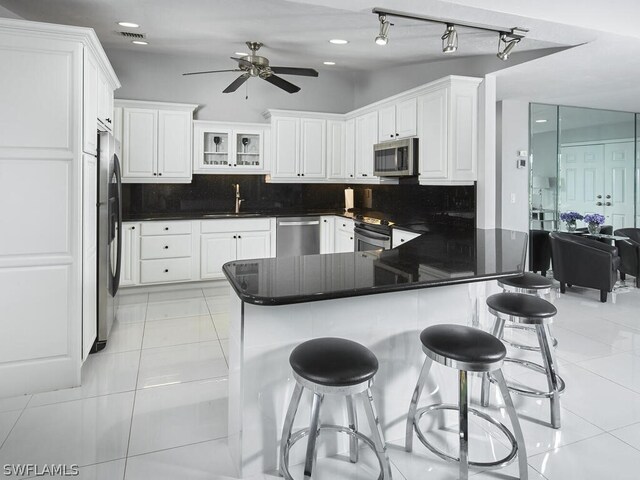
[373,137,419,177]
[93,130,122,352]
[276,217,320,257]
[354,215,393,251]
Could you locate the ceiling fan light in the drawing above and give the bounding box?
[118,21,139,28]
[497,33,520,61]
[375,15,390,45]
[441,24,458,53]
[329,39,349,45]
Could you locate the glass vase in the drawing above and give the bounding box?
[587,222,601,234]
[566,221,577,232]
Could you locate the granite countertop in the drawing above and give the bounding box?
[122,210,358,222]
[223,228,527,306]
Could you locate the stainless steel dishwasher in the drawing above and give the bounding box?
[276,217,321,257]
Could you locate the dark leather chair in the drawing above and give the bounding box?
[549,232,620,302]
[529,230,551,277]
[614,228,640,288]
[601,225,613,236]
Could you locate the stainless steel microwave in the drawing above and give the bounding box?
[373,137,419,177]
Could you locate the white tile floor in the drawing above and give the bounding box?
[1,282,640,479]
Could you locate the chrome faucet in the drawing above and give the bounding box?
[233,183,244,213]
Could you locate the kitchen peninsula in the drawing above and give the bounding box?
[223,228,527,477]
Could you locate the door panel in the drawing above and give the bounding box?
[158,110,191,178]
[82,153,98,359]
[395,98,417,138]
[272,117,299,178]
[300,118,326,178]
[236,231,271,260]
[200,233,236,279]
[122,108,157,178]
[559,144,605,219]
[417,88,448,179]
[604,142,635,229]
[378,105,396,140]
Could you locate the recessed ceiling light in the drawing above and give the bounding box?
[118,22,139,28]
[323,61,336,65]
[535,119,547,123]
[132,40,148,45]
[329,39,349,45]
[234,52,248,56]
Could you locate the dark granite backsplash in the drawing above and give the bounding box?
[122,175,475,225]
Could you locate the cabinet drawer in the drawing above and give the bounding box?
[336,219,354,232]
[200,218,271,233]
[140,258,192,284]
[141,221,191,236]
[140,235,191,259]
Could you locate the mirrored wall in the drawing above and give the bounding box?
[529,104,638,233]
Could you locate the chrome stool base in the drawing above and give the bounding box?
[502,324,558,351]
[412,403,518,470]
[486,357,566,399]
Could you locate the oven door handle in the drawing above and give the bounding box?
[354,227,390,241]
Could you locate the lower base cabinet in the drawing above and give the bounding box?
[334,219,355,253]
[121,223,140,287]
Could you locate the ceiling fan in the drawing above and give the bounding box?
[182,41,319,94]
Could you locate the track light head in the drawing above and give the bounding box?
[375,14,390,45]
[497,33,521,61]
[441,24,458,53]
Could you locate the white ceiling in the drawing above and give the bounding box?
[0,0,574,71]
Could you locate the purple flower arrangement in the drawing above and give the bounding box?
[583,213,605,225]
[559,211,583,223]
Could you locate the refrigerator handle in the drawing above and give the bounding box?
[112,153,123,296]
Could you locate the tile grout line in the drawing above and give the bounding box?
[202,288,230,368]
[0,394,33,451]
[122,294,149,480]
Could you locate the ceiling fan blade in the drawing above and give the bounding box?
[270,66,319,77]
[230,56,254,69]
[263,74,301,94]
[223,74,251,93]
[182,69,242,76]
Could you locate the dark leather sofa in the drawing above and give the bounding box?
[529,230,551,277]
[614,228,640,288]
[549,232,620,302]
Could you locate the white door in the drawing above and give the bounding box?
[300,118,326,178]
[320,216,335,253]
[559,144,605,221]
[604,142,635,230]
[418,88,448,179]
[123,108,158,179]
[82,153,98,360]
[272,117,299,178]
[120,223,140,286]
[236,231,271,260]
[82,48,98,155]
[345,118,356,180]
[97,71,111,130]
[327,120,345,180]
[395,98,417,138]
[335,228,354,253]
[200,233,237,279]
[378,105,396,141]
[158,110,191,179]
[355,112,378,178]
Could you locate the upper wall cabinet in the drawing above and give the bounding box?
[417,77,481,185]
[116,100,198,183]
[378,98,417,141]
[193,121,269,174]
[82,47,116,155]
[355,111,378,179]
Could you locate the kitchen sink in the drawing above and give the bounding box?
[201,213,263,218]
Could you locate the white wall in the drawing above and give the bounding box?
[107,48,357,123]
[497,100,530,233]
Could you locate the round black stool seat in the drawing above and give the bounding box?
[499,272,554,290]
[420,325,506,369]
[487,292,557,321]
[289,337,379,387]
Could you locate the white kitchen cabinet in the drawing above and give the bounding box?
[326,120,346,180]
[320,216,336,253]
[378,98,417,141]
[193,121,267,174]
[355,111,378,179]
[117,100,197,183]
[392,228,421,248]
[344,118,356,180]
[83,47,99,155]
[417,77,480,185]
[334,218,355,253]
[269,115,328,180]
[120,223,140,286]
[200,232,237,279]
[237,231,271,260]
[97,70,113,132]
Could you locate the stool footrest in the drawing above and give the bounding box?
[502,324,559,351]
[412,403,518,470]
[488,358,566,398]
[281,424,384,480]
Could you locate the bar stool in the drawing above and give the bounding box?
[498,273,559,352]
[280,337,392,480]
[406,324,528,480]
[481,293,564,429]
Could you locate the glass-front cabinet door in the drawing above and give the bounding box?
[193,121,265,173]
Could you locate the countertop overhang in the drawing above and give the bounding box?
[223,228,527,306]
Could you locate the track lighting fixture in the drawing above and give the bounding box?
[441,24,458,53]
[375,14,390,46]
[372,8,527,59]
[497,33,521,61]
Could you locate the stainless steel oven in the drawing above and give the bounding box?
[354,226,391,251]
[373,137,418,177]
